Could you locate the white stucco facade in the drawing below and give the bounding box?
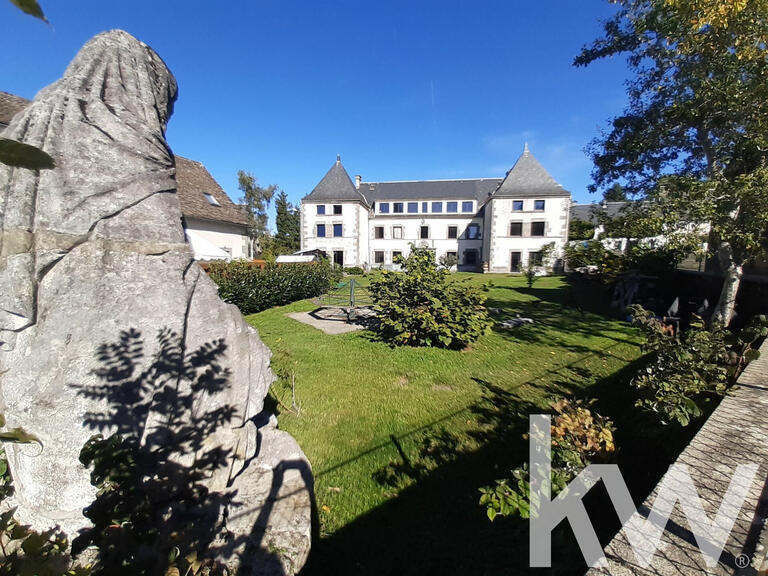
[185,217,251,260]
[300,201,369,267]
[486,196,570,272]
[300,149,571,272]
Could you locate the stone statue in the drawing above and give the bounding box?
[0,30,312,574]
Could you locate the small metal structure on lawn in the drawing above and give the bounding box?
[313,278,376,325]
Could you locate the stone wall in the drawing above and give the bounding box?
[587,340,768,575]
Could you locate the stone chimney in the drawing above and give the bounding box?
[355,175,362,189]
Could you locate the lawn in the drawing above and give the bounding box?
[245,274,671,575]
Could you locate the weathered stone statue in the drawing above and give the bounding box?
[0,30,311,574]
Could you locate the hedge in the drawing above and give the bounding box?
[207,260,340,315]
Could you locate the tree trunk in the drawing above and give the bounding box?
[711,242,743,326]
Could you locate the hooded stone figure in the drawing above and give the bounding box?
[0,30,312,574]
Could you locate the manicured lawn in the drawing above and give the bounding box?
[245,274,647,574]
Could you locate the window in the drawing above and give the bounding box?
[447,225,458,239]
[392,225,403,239]
[316,224,326,237]
[379,202,390,214]
[447,201,458,213]
[420,226,429,239]
[464,250,478,265]
[422,202,428,212]
[394,202,404,213]
[374,251,385,264]
[317,205,326,215]
[333,204,342,215]
[466,224,480,239]
[375,226,384,239]
[333,223,343,237]
[534,199,545,211]
[407,202,418,213]
[512,200,524,211]
[447,251,457,261]
[461,201,473,213]
[432,201,443,213]
[529,251,543,266]
[204,193,221,206]
[531,221,545,236]
[509,222,523,236]
[393,250,402,261]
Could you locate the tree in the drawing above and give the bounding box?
[237,170,276,256]
[603,183,627,202]
[576,0,768,325]
[369,246,492,349]
[274,189,301,254]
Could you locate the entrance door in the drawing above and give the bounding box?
[333,250,344,267]
[510,251,521,272]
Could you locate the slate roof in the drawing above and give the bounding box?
[0,91,30,128]
[570,201,629,223]
[491,145,570,198]
[303,157,369,205]
[361,178,502,203]
[175,156,247,226]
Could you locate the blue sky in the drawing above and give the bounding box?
[2,1,631,226]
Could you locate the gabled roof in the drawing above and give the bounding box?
[0,91,30,128]
[361,178,502,203]
[303,156,369,205]
[492,145,569,198]
[570,201,629,223]
[175,156,247,226]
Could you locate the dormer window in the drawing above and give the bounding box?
[204,193,221,206]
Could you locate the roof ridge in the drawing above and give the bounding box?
[362,177,503,184]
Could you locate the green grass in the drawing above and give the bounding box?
[244,274,661,573]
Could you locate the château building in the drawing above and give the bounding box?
[300,145,571,272]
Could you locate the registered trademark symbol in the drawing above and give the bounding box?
[735,554,750,569]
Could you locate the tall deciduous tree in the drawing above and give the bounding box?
[237,170,276,255]
[576,0,768,325]
[274,189,301,254]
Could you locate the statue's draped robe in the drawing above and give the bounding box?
[0,31,311,573]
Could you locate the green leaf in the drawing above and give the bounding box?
[487,507,497,522]
[0,138,55,170]
[0,427,42,446]
[9,0,47,22]
[744,349,761,363]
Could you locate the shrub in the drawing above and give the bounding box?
[207,260,337,315]
[480,399,616,520]
[369,246,492,349]
[629,305,766,426]
[438,253,457,269]
[344,266,365,275]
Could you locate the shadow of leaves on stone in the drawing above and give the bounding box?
[69,327,241,575]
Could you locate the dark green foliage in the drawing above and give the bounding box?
[603,182,627,202]
[274,189,301,254]
[343,266,365,275]
[9,0,47,22]
[568,219,596,241]
[208,260,337,315]
[73,328,234,575]
[523,242,554,288]
[629,305,767,426]
[480,399,616,520]
[565,240,692,281]
[0,137,55,170]
[369,246,492,349]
